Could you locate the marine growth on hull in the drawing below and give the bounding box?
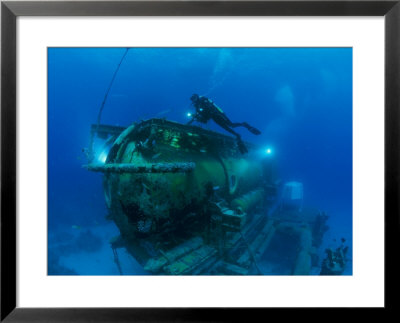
[84,118,345,275]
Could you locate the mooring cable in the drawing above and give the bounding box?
[112,247,123,275]
[88,48,130,161]
[239,230,263,275]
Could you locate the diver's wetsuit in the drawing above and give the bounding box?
[187,94,261,154]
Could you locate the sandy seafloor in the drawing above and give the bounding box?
[50,222,146,276]
[49,209,352,276]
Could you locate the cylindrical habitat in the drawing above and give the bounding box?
[99,119,272,240]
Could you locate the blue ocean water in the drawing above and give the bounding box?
[48,47,352,275]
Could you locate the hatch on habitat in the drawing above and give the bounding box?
[84,118,334,275]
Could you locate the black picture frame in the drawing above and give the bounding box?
[1,0,399,321]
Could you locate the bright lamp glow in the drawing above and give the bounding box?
[187,112,192,117]
[263,147,274,157]
[97,150,108,164]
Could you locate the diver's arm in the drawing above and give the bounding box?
[187,114,196,125]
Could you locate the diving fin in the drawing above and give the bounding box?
[243,122,261,135]
[248,126,261,135]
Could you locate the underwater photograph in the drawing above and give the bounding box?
[48,47,352,276]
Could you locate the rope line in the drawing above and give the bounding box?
[112,247,123,275]
[88,48,130,161]
[96,48,130,128]
[239,230,263,275]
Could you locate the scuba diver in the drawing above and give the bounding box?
[320,238,349,275]
[187,94,261,154]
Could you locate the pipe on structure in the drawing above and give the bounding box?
[231,188,265,213]
[144,237,204,273]
[292,227,313,275]
[273,222,313,275]
[84,162,196,174]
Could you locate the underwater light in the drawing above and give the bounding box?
[97,150,109,164]
[263,147,274,157]
[187,112,192,118]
